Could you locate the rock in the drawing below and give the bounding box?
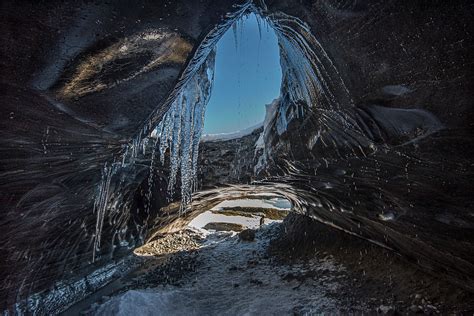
[203,222,245,232]
[282,273,295,281]
[409,305,423,313]
[377,305,395,314]
[425,305,438,314]
[250,278,263,286]
[239,229,256,242]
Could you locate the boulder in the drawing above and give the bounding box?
[239,229,256,242]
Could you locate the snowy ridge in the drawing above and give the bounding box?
[201,122,263,142]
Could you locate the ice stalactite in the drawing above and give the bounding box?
[155,51,216,207]
[93,162,118,262]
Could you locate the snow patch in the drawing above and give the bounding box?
[201,122,263,142]
[213,197,292,210]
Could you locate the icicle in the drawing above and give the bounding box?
[92,162,115,262]
[232,22,239,52]
[151,49,216,210]
[268,12,353,110]
[256,13,263,41]
[144,137,160,215]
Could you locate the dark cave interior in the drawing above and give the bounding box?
[1,0,473,313]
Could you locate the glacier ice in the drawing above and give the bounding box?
[91,1,253,259]
[155,51,216,206]
[92,51,215,260]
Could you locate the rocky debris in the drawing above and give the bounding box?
[228,265,242,272]
[407,294,441,314]
[89,224,348,314]
[239,229,256,242]
[409,305,423,313]
[269,213,474,314]
[82,221,465,315]
[203,222,245,232]
[198,127,262,187]
[377,305,395,314]
[131,250,200,288]
[134,229,204,256]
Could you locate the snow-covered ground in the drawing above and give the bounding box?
[91,198,346,315]
[188,197,291,230]
[94,224,345,316]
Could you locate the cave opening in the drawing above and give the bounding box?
[131,8,292,261]
[92,3,337,268]
[202,12,281,137]
[141,4,327,213]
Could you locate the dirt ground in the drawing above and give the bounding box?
[269,213,474,314]
[68,214,474,315]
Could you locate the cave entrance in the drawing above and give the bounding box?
[201,11,282,139]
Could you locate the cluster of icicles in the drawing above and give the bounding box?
[156,52,216,206]
[92,51,215,260]
[91,2,253,261]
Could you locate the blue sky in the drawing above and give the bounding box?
[203,13,282,134]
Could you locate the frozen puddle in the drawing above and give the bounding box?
[93,223,346,315]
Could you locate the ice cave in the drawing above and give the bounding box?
[1,0,473,314]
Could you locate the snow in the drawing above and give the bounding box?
[188,198,290,230]
[188,210,278,230]
[213,197,292,210]
[94,224,344,316]
[200,122,263,142]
